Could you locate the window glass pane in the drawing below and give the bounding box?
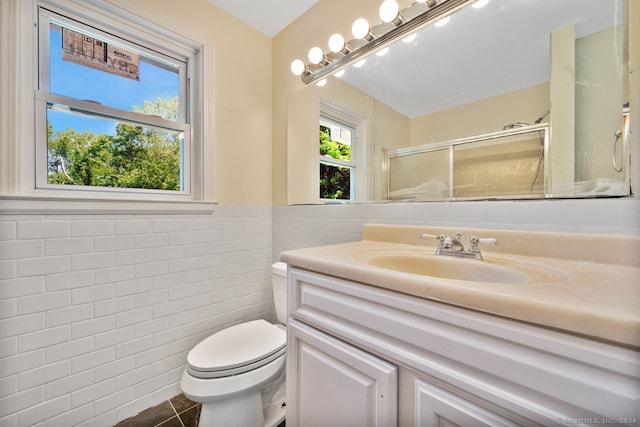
[49,23,181,122]
[388,149,450,201]
[320,119,352,162]
[320,163,351,200]
[47,107,183,191]
[452,131,545,198]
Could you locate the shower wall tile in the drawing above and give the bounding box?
[0,223,17,241]
[18,394,70,426]
[0,387,45,419]
[94,235,135,252]
[46,304,94,329]
[45,237,93,256]
[0,239,44,260]
[72,252,115,271]
[17,256,69,277]
[0,260,16,280]
[46,372,93,402]
[0,276,45,299]
[18,325,70,352]
[45,403,94,427]
[0,207,274,426]
[71,220,115,237]
[115,249,153,266]
[17,221,70,239]
[16,359,69,391]
[46,271,93,292]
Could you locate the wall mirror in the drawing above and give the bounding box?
[286,0,631,205]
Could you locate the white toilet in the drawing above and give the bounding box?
[181,262,288,427]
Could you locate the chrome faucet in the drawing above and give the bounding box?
[421,232,497,260]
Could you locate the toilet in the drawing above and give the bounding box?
[181,262,288,427]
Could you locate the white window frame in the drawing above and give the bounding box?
[36,3,197,198]
[0,0,213,213]
[318,101,368,203]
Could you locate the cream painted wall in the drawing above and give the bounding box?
[409,83,549,145]
[106,0,273,206]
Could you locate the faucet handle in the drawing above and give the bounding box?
[469,236,498,252]
[421,233,445,241]
[476,237,498,246]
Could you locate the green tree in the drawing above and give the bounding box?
[319,125,351,160]
[319,126,351,200]
[47,97,181,190]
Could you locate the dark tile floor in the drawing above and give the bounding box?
[114,393,287,427]
[115,394,201,427]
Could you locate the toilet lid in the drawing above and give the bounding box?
[187,320,286,378]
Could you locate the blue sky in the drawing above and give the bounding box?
[48,29,180,135]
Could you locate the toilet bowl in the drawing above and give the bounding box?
[181,262,288,427]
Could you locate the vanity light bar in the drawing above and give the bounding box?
[291,0,473,85]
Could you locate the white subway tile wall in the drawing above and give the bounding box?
[0,206,273,427]
[0,198,638,426]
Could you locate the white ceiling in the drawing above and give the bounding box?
[207,0,319,38]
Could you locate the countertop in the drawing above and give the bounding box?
[280,224,640,348]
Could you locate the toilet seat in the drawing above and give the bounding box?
[187,319,286,379]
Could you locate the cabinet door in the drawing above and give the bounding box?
[287,319,397,427]
[415,380,519,427]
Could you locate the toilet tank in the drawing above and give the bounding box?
[272,262,287,324]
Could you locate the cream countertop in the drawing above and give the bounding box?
[280,224,640,348]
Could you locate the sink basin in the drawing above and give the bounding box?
[354,249,571,284]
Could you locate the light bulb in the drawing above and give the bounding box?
[434,16,450,27]
[316,78,327,87]
[472,0,490,8]
[379,0,399,23]
[290,59,305,76]
[353,59,366,68]
[402,33,417,43]
[352,18,370,39]
[375,47,389,57]
[328,33,345,53]
[334,69,345,78]
[308,47,324,64]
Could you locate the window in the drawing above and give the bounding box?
[35,4,199,197]
[319,117,357,201]
[317,102,368,202]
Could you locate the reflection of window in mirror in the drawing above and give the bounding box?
[318,105,365,202]
[319,117,356,201]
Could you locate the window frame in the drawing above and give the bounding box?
[318,101,368,203]
[0,0,215,212]
[319,116,357,202]
[35,4,195,197]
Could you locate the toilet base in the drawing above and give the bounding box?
[199,391,263,427]
[187,363,286,427]
[262,371,286,427]
[197,379,285,427]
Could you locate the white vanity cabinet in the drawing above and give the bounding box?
[287,320,397,426]
[285,266,640,427]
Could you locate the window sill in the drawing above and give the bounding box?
[0,195,217,215]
